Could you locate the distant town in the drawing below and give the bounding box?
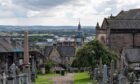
[0,25,95,46]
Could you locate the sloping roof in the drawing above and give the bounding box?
[57,46,75,57]
[107,19,140,29]
[44,45,76,57]
[123,48,140,63]
[116,9,140,19]
[0,38,14,52]
[102,9,140,29]
[44,46,53,57]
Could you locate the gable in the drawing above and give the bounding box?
[49,47,61,63]
[101,18,108,29]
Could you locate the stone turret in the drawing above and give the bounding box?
[96,22,100,30]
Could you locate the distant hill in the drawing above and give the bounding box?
[0,25,95,32]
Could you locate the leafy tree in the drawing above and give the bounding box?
[72,39,118,68]
[45,60,56,73]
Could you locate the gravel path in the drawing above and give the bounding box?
[50,73,74,84]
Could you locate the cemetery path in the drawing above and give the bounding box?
[49,73,74,84]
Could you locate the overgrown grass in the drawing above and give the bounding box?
[74,72,94,84]
[35,73,59,84]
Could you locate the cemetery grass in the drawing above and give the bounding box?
[35,73,59,84]
[74,72,94,84]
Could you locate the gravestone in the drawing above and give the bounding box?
[8,63,16,84]
[2,73,6,84]
[93,68,98,80]
[118,73,127,84]
[103,65,108,84]
[110,60,114,84]
[31,56,36,82]
[99,58,103,84]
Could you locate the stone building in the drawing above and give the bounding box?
[96,9,140,55]
[44,45,76,69]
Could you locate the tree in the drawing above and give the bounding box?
[72,39,118,68]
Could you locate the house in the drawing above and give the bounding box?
[44,44,76,71]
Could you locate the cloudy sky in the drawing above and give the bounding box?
[0,0,140,26]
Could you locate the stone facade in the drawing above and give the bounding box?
[96,9,140,55]
[44,45,76,66]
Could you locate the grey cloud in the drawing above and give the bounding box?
[95,0,117,15]
[12,0,72,10]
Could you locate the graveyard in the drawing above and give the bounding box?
[0,7,140,84]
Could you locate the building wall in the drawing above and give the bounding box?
[109,33,133,54]
[49,47,61,64]
[135,34,140,47]
[96,29,106,44]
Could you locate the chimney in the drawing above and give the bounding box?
[24,31,29,64]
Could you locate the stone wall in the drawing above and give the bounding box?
[135,34,140,47]
[96,29,106,44]
[109,33,133,54]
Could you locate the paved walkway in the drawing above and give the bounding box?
[49,73,74,84]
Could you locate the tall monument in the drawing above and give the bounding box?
[24,31,29,64]
[23,31,31,84]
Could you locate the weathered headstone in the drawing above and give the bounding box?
[103,65,108,84]
[110,60,114,84]
[93,68,98,80]
[2,73,6,84]
[31,56,36,82]
[99,58,103,84]
[8,63,16,84]
[118,73,127,84]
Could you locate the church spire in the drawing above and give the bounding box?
[78,20,81,31]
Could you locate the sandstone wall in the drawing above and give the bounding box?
[109,34,133,54]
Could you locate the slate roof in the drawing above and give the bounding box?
[107,19,140,29]
[0,38,14,52]
[44,45,76,57]
[102,9,140,29]
[122,48,140,63]
[116,9,140,19]
[44,46,53,57]
[57,46,75,57]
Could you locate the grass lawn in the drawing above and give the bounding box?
[74,72,94,84]
[35,73,59,84]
